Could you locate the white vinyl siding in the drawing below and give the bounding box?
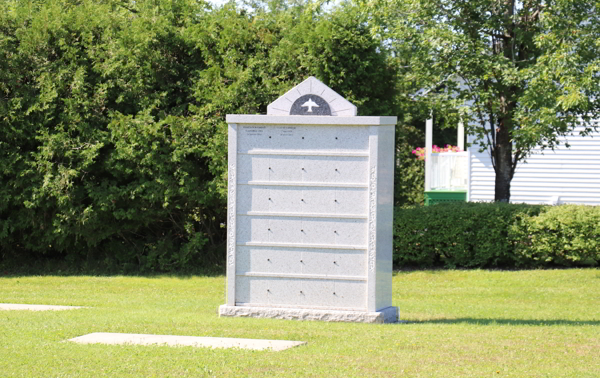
[468,122,600,205]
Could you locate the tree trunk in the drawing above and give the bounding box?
[494,1,517,202]
[494,121,513,202]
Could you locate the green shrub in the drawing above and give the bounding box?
[392,202,600,269]
[394,125,425,206]
[393,202,543,268]
[0,0,403,273]
[510,205,600,267]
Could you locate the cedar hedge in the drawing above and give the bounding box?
[0,0,400,273]
[393,202,600,269]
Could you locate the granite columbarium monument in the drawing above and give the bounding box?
[219,77,398,323]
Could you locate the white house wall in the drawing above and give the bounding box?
[468,122,600,205]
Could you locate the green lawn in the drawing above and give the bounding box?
[1,269,598,377]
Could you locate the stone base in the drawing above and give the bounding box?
[219,305,398,324]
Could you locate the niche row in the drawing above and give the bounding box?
[267,136,341,140]
[266,198,342,202]
[267,229,341,233]
[265,289,341,295]
[266,258,340,265]
[267,167,342,171]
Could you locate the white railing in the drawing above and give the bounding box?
[429,152,468,191]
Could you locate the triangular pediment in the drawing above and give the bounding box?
[267,77,357,116]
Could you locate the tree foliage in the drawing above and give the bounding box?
[361,0,600,201]
[0,0,401,271]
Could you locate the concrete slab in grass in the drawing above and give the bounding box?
[68,333,306,352]
[0,303,85,311]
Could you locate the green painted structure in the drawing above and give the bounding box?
[424,190,467,206]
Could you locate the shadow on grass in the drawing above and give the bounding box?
[0,259,225,278]
[1,243,228,278]
[393,267,600,275]
[0,269,225,279]
[402,318,600,326]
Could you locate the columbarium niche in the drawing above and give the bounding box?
[219,77,398,323]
